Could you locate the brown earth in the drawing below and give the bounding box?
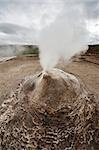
[0,55,99,104]
[0,55,99,150]
[0,57,41,104]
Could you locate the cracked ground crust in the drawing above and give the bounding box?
[0,68,99,150]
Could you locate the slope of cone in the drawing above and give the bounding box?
[0,68,99,150]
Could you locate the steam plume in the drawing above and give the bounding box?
[38,2,88,70]
[1,0,98,68]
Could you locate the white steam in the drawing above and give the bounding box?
[38,3,88,70]
[1,0,98,68]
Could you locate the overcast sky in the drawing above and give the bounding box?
[0,0,99,44]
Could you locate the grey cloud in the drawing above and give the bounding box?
[64,0,99,20]
[0,23,35,34]
[0,22,37,44]
[0,0,98,44]
[83,1,99,20]
[0,23,23,34]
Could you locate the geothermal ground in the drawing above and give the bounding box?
[0,54,99,149]
[0,54,99,105]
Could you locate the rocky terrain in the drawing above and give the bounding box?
[0,68,99,150]
[0,53,99,150]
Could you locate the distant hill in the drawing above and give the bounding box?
[0,44,99,58]
[87,44,99,54]
[0,45,39,57]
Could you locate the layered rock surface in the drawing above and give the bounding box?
[0,68,99,150]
